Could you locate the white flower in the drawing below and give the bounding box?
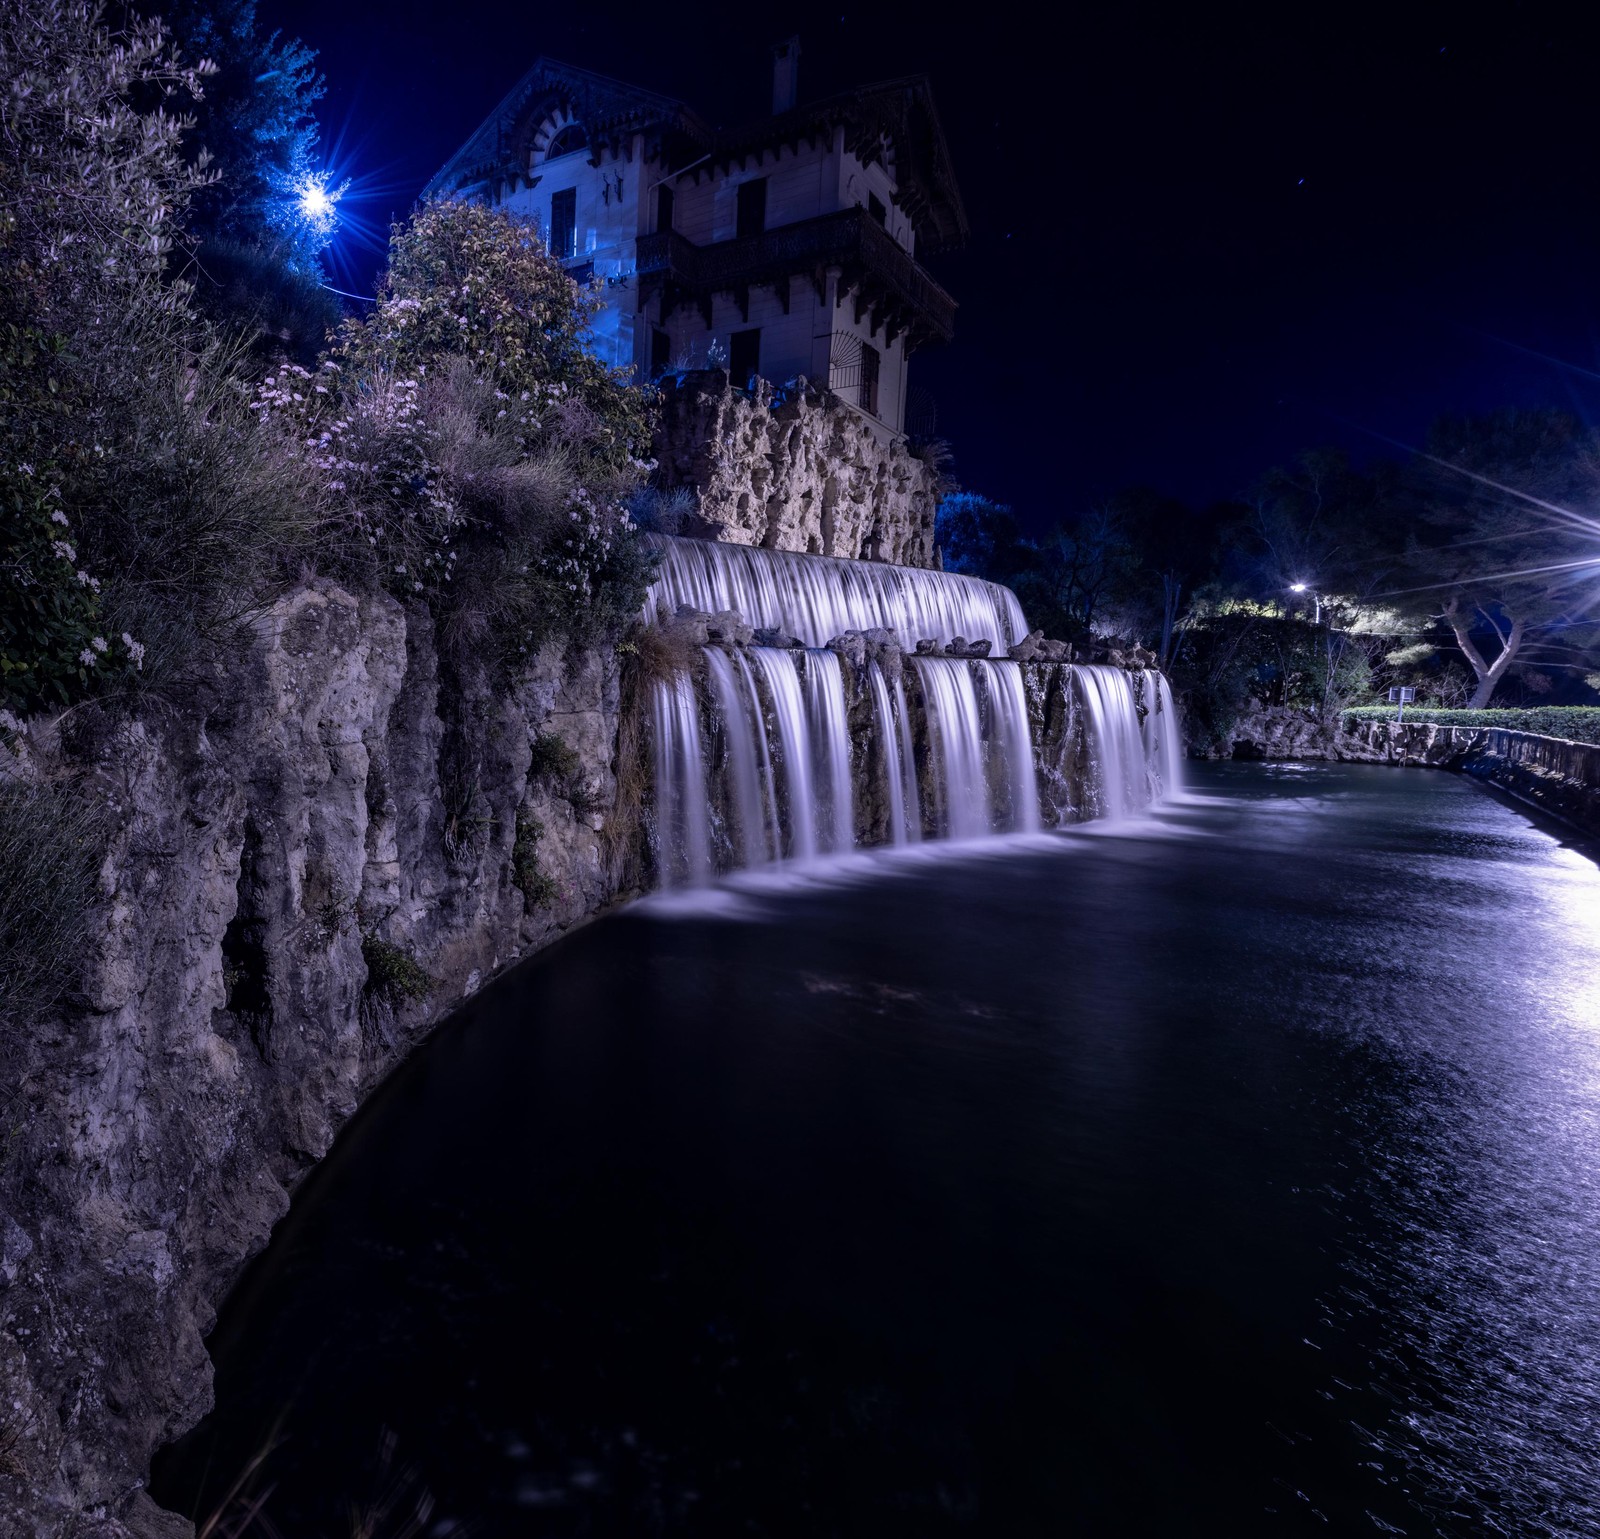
[52,540,75,562]
[50,510,68,526]
[90,635,107,653]
[79,649,96,667]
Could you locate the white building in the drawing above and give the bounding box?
[424,43,967,439]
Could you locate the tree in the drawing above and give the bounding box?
[1400,409,1600,708]
[935,492,1023,578]
[157,0,340,355]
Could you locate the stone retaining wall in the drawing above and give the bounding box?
[1344,719,1600,839]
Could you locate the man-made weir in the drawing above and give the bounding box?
[644,538,1182,883]
[644,533,1029,649]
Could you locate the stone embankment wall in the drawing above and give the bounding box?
[1343,719,1600,839]
[0,582,631,1539]
[653,373,941,569]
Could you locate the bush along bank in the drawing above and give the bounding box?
[1341,706,1600,747]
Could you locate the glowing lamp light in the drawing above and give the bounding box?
[298,180,334,222]
[1290,582,1308,593]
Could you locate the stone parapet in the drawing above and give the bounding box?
[1344,719,1600,838]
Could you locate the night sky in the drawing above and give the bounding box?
[263,0,1600,526]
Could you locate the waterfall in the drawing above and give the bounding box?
[748,649,817,861]
[911,657,1041,839]
[868,663,921,845]
[804,650,855,853]
[645,534,1029,650]
[642,542,1185,885]
[1143,670,1185,800]
[1074,665,1149,821]
[650,672,710,888]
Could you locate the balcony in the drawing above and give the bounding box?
[637,208,957,351]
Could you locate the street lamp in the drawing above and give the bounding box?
[1290,582,1321,624]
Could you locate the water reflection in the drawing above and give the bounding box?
[154,765,1600,1537]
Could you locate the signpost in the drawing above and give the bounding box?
[1387,685,1416,722]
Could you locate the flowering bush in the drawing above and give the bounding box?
[252,201,660,664]
[0,467,140,709]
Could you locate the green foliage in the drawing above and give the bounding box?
[334,200,655,473]
[360,935,430,1005]
[255,202,658,670]
[512,811,557,908]
[528,731,580,784]
[0,469,139,711]
[0,775,105,1031]
[1340,705,1600,746]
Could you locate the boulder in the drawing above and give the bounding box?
[752,626,800,650]
[943,636,968,656]
[966,639,992,658]
[705,609,754,647]
[914,638,940,655]
[827,630,868,672]
[1009,629,1045,662]
[666,605,711,646]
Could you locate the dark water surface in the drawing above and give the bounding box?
[154,765,1600,1537]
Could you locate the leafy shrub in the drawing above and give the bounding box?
[528,730,579,784]
[360,936,430,1005]
[513,811,557,909]
[1341,706,1600,746]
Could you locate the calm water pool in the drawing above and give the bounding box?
[154,764,1600,1536]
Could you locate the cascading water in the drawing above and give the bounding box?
[1074,665,1151,820]
[803,650,855,853]
[650,672,711,888]
[867,663,921,845]
[1143,670,1185,800]
[645,534,1028,650]
[643,543,1182,885]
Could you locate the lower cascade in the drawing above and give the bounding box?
[644,544,1182,885]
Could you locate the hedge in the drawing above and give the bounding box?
[1341,706,1600,746]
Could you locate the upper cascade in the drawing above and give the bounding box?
[643,534,1029,650]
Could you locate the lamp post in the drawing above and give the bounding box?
[1290,582,1321,624]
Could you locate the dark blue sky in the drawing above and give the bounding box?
[266,0,1600,525]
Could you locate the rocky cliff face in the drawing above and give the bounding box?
[1185,702,1372,762]
[0,581,630,1539]
[654,374,941,568]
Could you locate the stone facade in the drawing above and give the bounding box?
[0,583,632,1539]
[653,372,942,567]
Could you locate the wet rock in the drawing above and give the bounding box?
[706,608,754,647]
[966,639,992,658]
[914,638,940,655]
[752,626,800,650]
[1009,629,1045,661]
[943,636,968,656]
[827,630,868,672]
[1038,639,1072,662]
[859,627,904,683]
[666,605,712,646]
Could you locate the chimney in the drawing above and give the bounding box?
[772,36,800,114]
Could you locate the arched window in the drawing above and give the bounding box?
[544,123,588,161]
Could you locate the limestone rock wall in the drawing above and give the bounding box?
[0,582,631,1539]
[653,373,942,569]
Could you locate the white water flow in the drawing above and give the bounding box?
[912,658,998,840]
[1143,670,1186,799]
[704,648,770,867]
[988,662,1042,833]
[1075,664,1151,819]
[748,649,817,861]
[650,673,710,887]
[803,650,855,853]
[645,534,1029,650]
[892,674,923,843]
[867,663,920,844]
[734,651,784,861]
